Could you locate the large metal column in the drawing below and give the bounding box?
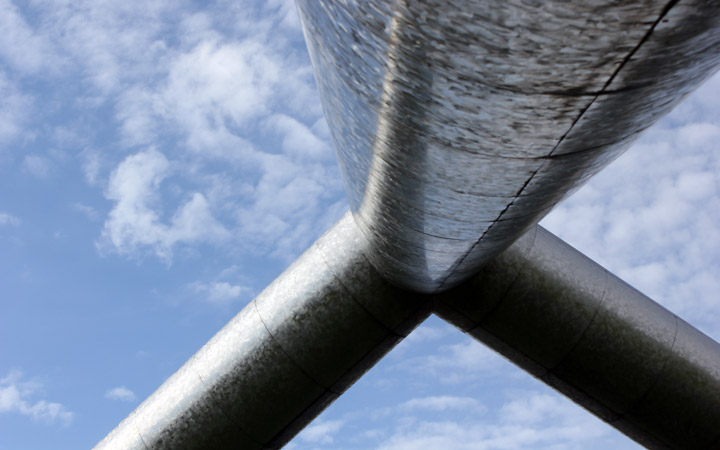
[96,1,720,448]
[94,214,431,450]
[436,226,720,449]
[296,0,720,292]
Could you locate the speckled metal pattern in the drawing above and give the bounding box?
[296,0,720,292]
[93,213,431,450]
[436,225,720,450]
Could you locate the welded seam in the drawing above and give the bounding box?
[252,300,330,392]
[457,226,539,331]
[135,422,151,450]
[314,240,406,336]
[436,0,680,292]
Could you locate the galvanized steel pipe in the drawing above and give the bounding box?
[436,226,720,449]
[297,0,720,292]
[94,214,431,450]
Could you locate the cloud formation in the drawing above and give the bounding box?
[104,386,136,402]
[0,211,20,226]
[0,371,73,426]
[99,149,229,261]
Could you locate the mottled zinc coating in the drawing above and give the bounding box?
[436,226,720,450]
[95,216,720,449]
[296,0,720,292]
[93,214,431,450]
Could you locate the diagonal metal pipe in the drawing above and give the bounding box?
[436,226,720,449]
[94,214,432,450]
[96,1,720,448]
[95,215,720,449]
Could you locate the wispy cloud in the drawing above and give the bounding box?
[98,149,229,261]
[375,391,611,450]
[0,211,20,226]
[0,371,73,426]
[296,419,344,445]
[22,154,52,178]
[104,386,136,402]
[190,280,251,305]
[0,70,32,145]
[398,396,484,414]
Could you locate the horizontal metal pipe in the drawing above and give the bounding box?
[94,213,431,450]
[436,225,720,449]
[296,0,720,292]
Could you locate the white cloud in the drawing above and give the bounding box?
[0,70,32,145]
[104,386,136,402]
[0,0,62,74]
[399,396,484,413]
[72,203,100,221]
[375,392,612,450]
[265,114,333,161]
[22,154,52,178]
[394,338,504,384]
[297,419,344,445]
[0,371,73,426]
[158,39,281,159]
[99,149,229,261]
[0,212,20,226]
[191,281,251,305]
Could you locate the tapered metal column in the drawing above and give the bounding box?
[94,213,431,450]
[436,226,720,449]
[297,0,720,293]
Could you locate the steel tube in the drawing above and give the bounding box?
[436,226,720,449]
[94,213,431,450]
[296,0,720,292]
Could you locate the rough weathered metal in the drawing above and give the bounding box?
[296,0,720,292]
[436,226,720,450]
[93,214,431,450]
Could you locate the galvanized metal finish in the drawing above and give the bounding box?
[94,213,431,450]
[436,225,720,450]
[296,0,720,292]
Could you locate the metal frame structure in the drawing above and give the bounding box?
[96,1,720,448]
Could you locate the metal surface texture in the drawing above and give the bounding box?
[296,0,720,292]
[94,213,431,450]
[436,225,720,450]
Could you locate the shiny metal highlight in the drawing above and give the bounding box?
[436,226,720,449]
[296,0,720,292]
[94,213,431,450]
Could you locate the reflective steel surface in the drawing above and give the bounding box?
[436,225,720,449]
[296,0,720,292]
[94,214,431,450]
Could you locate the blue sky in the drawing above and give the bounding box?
[0,1,719,449]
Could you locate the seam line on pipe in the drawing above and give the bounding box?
[435,0,680,292]
[135,422,150,450]
[252,300,331,392]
